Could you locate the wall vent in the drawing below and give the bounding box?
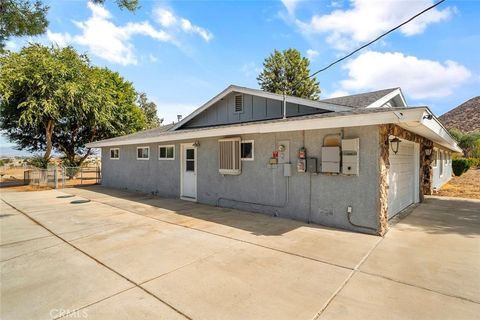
[234,95,243,113]
[218,138,241,175]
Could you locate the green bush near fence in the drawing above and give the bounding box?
[452,159,471,176]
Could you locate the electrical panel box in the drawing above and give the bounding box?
[321,146,340,173]
[277,140,290,164]
[307,157,317,173]
[283,163,292,177]
[342,138,359,175]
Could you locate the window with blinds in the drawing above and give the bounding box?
[218,138,241,175]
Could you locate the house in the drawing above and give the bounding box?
[87,85,461,235]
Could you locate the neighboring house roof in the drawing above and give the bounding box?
[321,88,406,108]
[87,106,461,153]
[438,96,480,133]
[171,85,352,131]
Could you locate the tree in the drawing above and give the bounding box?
[0,44,147,166]
[257,49,320,100]
[449,128,480,158]
[137,92,162,129]
[0,0,139,50]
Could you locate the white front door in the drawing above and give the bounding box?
[181,144,197,200]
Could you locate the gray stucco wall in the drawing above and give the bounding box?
[101,125,380,234]
[183,92,325,128]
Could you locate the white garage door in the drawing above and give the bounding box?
[388,140,420,218]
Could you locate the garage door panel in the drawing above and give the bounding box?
[388,141,419,218]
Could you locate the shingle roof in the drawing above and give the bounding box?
[88,107,416,146]
[321,88,398,108]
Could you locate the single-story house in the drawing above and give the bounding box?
[87,85,461,235]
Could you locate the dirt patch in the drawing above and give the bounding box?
[0,185,52,192]
[436,168,480,199]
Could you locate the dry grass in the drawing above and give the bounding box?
[436,168,480,199]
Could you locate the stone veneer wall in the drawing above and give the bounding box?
[378,124,434,235]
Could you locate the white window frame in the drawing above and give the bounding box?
[432,149,438,168]
[240,140,254,161]
[439,150,444,177]
[218,137,241,175]
[158,145,175,160]
[136,146,150,160]
[109,148,120,160]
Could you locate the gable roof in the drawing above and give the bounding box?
[171,85,352,130]
[322,88,406,108]
[87,106,461,153]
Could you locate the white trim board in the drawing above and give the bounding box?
[88,107,461,153]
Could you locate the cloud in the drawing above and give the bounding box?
[292,0,453,51]
[68,3,173,65]
[337,51,471,99]
[240,62,261,78]
[327,89,349,98]
[153,7,213,42]
[281,0,303,15]
[47,30,73,47]
[44,3,213,65]
[306,49,319,60]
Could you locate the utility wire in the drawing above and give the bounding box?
[291,0,446,93]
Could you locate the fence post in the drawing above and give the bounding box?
[53,166,58,189]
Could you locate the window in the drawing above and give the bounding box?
[218,137,241,175]
[110,148,119,160]
[159,145,175,160]
[234,94,243,113]
[241,140,254,160]
[439,151,444,176]
[186,148,195,172]
[137,146,149,160]
[432,149,438,167]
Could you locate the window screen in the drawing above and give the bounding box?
[159,145,175,160]
[137,147,149,159]
[218,138,241,175]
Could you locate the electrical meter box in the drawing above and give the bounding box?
[342,138,359,175]
[307,158,317,173]
[321,146,340,173]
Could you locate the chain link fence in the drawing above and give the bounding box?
[23,166,101,189]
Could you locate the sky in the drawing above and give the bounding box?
[2,0,479,156]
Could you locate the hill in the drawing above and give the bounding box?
[439,97,480,133]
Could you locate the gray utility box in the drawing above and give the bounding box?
[342,138,359,175]
[321,146,340,173]
[307,157,317,173]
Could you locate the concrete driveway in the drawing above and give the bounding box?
[1,186,479,320]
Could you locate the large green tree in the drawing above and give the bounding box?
[0,44,148,166]
[257,49,321,100]
[0,0,139,50]
[449,128,480,158]
[137,92,162,129]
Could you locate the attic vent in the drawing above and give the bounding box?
[218,138,241,175]
[234,94,243,113]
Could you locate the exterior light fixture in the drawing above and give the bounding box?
[423,114,433,120]
[424,148,432,156]
[390,137,401,154]
[192,140,200,147]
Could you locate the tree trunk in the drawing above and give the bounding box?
[78,148,92,167]
[44,120,54,160]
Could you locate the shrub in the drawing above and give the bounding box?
[26,156,49,168]
[452,159,471,176]
[465,158,480,168]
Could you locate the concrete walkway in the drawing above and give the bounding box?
[1,186,479,319]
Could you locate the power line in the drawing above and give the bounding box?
[292,0,446,92]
